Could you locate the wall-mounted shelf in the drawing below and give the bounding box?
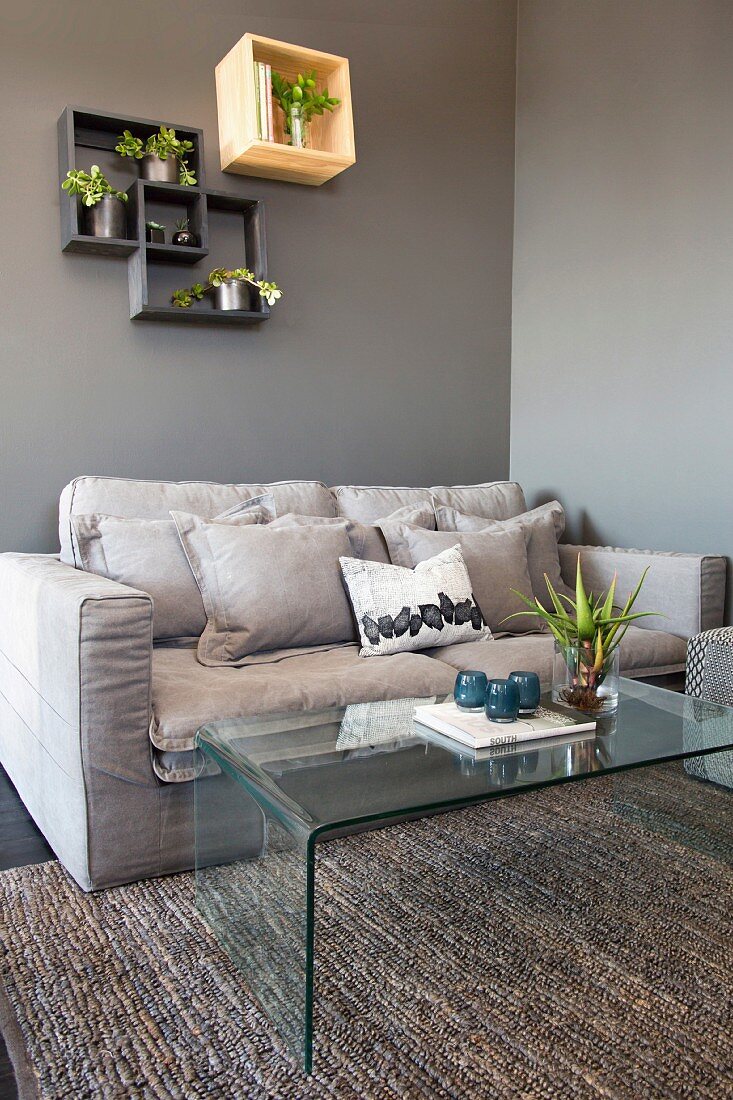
[215,33,355,186]
[58,106,271,326]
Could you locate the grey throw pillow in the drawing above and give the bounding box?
[433,500,571,610]
[71,494,272,640]
[170,512,359,664]
[340,545,492,658]
[378,524,538,634]
[271,504,436,563]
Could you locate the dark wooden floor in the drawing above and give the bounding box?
[0,765,55,1099]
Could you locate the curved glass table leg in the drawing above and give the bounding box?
[195,750,316,1072]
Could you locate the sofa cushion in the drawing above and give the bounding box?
[270,504,436,564]
[432,482,527,520]
[332,482,526,524]
[378,524,538,634]
[60,477,335,565]
[171,513,359,664]
[427,626,687,683]
[340,546,491,657]
[71,499,269,640]
[434,501,572,611]
[149,643,457,754]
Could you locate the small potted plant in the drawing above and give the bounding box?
[145,221,166,243]
[61,166,128,238]
[172,217,196,247]
[171,267,283,312]
[505,556,658,716]
[271,69,340,149]
[115,126,197,185]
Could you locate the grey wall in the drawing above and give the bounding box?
[0,0,516,553]
[511,0,733,614]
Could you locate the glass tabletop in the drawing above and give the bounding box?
[196,678,733,838]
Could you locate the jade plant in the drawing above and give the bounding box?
[61,165,128,206]
[271,69,340,140]
[171,267,283,308]
[505,555,658,711]
[115,126,197,185]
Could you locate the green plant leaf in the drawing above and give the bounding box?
[575,556,595,641]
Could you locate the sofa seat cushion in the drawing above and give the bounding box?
[427,626,687,683]
[150,643,457,755]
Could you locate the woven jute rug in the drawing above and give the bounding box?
[1,763,732,1099]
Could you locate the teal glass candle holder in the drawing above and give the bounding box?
[508,671,541,716]
[485,678,520,724]
[454,671,488,710]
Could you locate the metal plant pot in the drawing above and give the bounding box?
[145,227,165,243]
[84,194,127,239]
[139,153,178,183]
[172,228,197,247]
[213,279,254,311]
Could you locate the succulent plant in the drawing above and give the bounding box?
[115,126,197,185]
[271,69,340,136]
[61,165,128,207]
[171,267,283,308]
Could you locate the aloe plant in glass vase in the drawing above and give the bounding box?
[506,556,658,716]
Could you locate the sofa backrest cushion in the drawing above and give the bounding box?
[170,513,359,664]
[332,482,526,523]
[377,523,537,634]
[59,476,335,566]
[71,502,269,640]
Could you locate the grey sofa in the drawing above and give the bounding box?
[0,476,726,891]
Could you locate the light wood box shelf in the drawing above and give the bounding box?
[215,33,355,186]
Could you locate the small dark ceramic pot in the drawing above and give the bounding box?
[454,671,488,711]
[145,227,165,243]
[172,228,197,247]
[139,153,178,183]
[508,671,541,716]
[485,678,520,724]
[213,278,253,311]
[84,194,127,239]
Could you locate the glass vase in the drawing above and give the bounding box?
[551,641,620,717]
[288,104,309,149]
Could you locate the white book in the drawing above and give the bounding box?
[253,62,262,138]
[265,63,274,141]
[413,699,596,750]
[257,62,269,143]
[418,725,593,761]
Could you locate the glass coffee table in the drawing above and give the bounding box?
[194,679,733,1073]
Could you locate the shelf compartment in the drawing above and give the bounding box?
[127,191,269,325]
[131,304,269,325]
[62,233,137,257]
[130,179,209,260]
[216,33,355,186]
[145,243,209,265]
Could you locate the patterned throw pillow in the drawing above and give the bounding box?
[340,545,492,658]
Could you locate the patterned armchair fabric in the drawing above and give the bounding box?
[685,627,733,789]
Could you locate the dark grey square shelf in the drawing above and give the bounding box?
[58,106,270,326]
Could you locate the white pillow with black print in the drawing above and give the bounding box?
[340,544,492,657]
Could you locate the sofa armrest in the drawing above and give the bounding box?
[558,544,726,639]
[0,552,154,784]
